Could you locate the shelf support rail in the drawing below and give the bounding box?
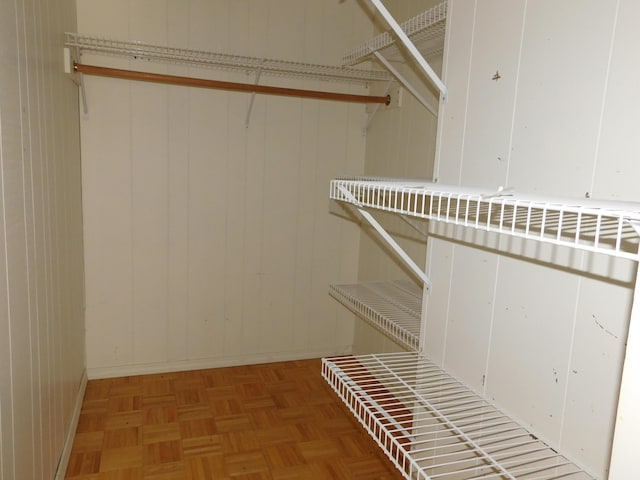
[368,0,448,102]
[336,185,432,289]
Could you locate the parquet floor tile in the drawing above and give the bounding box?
[99,445,144,471]
[66,358,404,480]
[182,434,224,457]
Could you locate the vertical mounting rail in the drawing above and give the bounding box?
[373,51,437,117]
[245,64,263,128]
[608,221,640,479]
[337,185,432,289]
[369,0,448,102]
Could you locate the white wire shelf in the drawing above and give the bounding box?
[65,32,391,85]
[330,280,422,351]
[323,352,594,480]
[342,1,447,66]
[330,177,640,261]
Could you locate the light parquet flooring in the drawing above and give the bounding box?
[66,358,405,480]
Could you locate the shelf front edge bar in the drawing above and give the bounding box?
[74,63,390,105]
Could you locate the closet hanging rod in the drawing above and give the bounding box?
[74,63,391,105]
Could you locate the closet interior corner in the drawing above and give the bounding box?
[26,1,636,479]
[323,1,640,479]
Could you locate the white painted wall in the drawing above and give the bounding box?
[78,0,368,377]
[351,0,442,355]
[0,0,86,479]
[427,0,640,477]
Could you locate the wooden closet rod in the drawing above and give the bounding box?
[74,63,391,105]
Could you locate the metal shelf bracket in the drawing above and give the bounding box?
[362,79,393,136]
[64,47,88,114]
[372,51,438,117]
[368,0,448,102]
[336,184,432,289]
[245,63,263,128]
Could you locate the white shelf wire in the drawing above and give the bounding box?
[330,177,640,261]
[65,32,391,85]
[330,280,422,351]
[342,1,447,66]
[323,352,594,480]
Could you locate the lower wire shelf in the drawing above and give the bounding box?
[322,352,594,480]
[330,280,422,351]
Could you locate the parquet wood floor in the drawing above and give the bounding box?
[66,358,405,480]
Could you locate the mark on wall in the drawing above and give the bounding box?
[592,314,618,339]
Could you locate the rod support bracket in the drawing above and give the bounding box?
[64,51,88,114]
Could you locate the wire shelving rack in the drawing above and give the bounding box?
[330,280,422,352]
[342,1,448,66]
[330,177,640,261]
[65,32,391,85]
[322,352,595,480]
[326,176,640,479]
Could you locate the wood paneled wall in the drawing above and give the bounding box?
[352,0,442,355]
[77,0,368,377]
[0,0,86,478]
[429,1,640,477]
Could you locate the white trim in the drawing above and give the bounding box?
[608,248,640,479]
[86,346,352,380]
[54,369,88,480]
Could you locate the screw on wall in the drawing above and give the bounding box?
[492,71,501,81]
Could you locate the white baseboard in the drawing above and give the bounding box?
[87,346,352,380]
[54,369,88,480]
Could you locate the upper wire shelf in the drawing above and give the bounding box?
[330,280,422,351]
[65,32,391,85]
[330,177,640,261]
[342,1,447,66]
[323,352,594,480]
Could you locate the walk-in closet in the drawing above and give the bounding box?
[1,1,639,479]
